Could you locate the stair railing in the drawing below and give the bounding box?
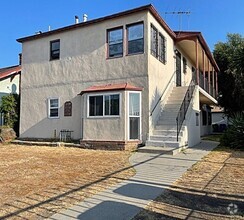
[176,79,195,141]
[150,71,176,117]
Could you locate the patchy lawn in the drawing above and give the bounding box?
[134,146,244,219]
[0,144,134,219]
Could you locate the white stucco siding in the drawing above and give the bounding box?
[147,13,175,130]
[185,87,201,147]
[20,11,150,140]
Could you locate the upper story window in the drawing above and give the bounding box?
[50,40,60,60]
[159,33,167,64]
[151,25,158,57]
[183,57,187,73]
[151,24,167,64]
[127,23,144,54]
[48,98,59,118]
[108,27,123,58]
[88,94,120,117]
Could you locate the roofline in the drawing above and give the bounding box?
[175,31,220,72]
[0,65,21,81]
[17,4,176,43]
[17,4,152,43]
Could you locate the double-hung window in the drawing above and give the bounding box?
[127,23,144,54]
[88,94,120,117]
[50,40,60,60]
[158,33,167,64]
[108,28,123,58]
[48,98,59,118]
[151,25,158,57]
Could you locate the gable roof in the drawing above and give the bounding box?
[0,65,21,80]
[17,4,175,43]
[80,83,143,95]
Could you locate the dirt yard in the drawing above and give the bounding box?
[134,146,244,219]
[0,144,134,219]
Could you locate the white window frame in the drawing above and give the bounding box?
[127,91,142,140]
[48,97,60,119]
[87,92,121,118]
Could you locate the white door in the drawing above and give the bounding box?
[128,92,141,140]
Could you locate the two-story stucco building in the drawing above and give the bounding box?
[17,4,219,151]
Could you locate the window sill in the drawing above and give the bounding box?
[107,55,123,60]
[126,52,144,57]
[48,117,60,119]
[87,115,121,119]
[50,58,60,61]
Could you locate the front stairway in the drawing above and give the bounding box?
[144,86,189,154]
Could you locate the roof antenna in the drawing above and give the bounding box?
[165,11,191,30]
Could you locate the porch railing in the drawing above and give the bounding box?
[198,73,216,99]
[176,79,195,141]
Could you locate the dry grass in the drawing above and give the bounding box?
[134,147,244,220]
[0,144,135,219]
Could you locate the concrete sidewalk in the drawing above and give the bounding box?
[50,140,219,220]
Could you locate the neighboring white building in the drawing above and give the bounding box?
[17,4,219,150]
[0,65,21,126]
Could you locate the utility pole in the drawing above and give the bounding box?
[165,11,191,30]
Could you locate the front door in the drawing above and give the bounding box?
[128,92,141,140]
[176,51,182,86]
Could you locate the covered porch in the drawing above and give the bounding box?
[175,31,220,100]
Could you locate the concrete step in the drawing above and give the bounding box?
[155,125,177,130]
[153,129,181,136]
[157,120,177,125]
[137,145,180,155]
[149,135,180,142]
[146,140,180,148]
[159,115,178,120]
[166,100,183,104]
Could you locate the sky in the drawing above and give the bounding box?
[0,0,243,68]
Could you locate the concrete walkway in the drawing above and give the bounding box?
[50,140,219,220]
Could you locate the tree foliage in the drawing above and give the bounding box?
[220,113,244,149]
[0,94,20,129]
[213,33,244,116]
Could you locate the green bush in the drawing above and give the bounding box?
[220,112,244,149]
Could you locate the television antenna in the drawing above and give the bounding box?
[165,11,191,30]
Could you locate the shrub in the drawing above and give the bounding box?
[220,112,244,149]
[0,94,20,130]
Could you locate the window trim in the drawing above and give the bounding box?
[126,22,144,55]
[87,92,121,118]
[50,39,60,60]
[107,26,124,59]
[48,97,60,119]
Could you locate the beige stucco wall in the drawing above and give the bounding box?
[82,91,125,141]
[147,13,176,130]
[20,11,149,141]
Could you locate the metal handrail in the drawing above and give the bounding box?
[176,79,195,141]
[150,71,176,116]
